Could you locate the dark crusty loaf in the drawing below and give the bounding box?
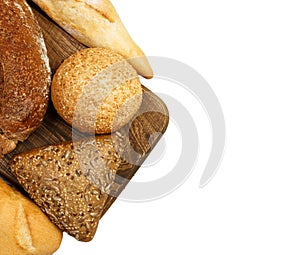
[10,135,132,242]
[0,0,51,155]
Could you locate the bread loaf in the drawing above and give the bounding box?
[31,0,153,78]
[10,136,132,241]
[0,178,62,255]
[51,47,143,134]
[0,0,51,156]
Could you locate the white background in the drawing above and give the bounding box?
[57,0,300,254]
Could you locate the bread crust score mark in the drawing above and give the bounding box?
[0,179,63,255]
[85,0,115,23]
[16,203,36,253]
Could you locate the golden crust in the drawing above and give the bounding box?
[0,179,62,255]
[32,0,153,78]
[51,47,143,134]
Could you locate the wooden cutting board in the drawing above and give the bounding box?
[0,2,169,218]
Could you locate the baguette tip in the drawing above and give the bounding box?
[128,56,153,79]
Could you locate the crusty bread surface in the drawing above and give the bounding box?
[0,178,62,255]
[0,0,51,156]
[32,0,153,78]
[51,47,143,134]
[10,135,131,242]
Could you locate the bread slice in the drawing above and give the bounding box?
[0,178,62,255]
[10,136,132,242]
[32,0,153,78]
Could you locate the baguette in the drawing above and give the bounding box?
[32,0,153,78]
[0,178,62,255]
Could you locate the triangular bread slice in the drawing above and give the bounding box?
[32,0,153,78]
[10,136,132,242]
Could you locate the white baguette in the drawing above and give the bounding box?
[0,179,62,255]
[32,0,153,78]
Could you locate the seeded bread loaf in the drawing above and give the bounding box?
[0,178,62,255]
[0,0,51,156]
[51,47,143,134]
[31,0,153,78]
[10,136,132,242]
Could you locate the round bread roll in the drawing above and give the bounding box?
[51,48,143,134]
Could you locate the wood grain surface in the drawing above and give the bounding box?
[0,2,169,218]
